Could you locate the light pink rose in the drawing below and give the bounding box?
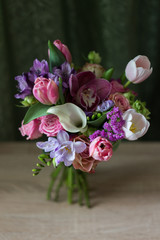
[54,39,72,63]
[109,93,131,112]
[33,77,59,105]
[110,80,126,94]
[19,119,42,140]
[39,114,64,137]
[73,135,98,173]
[89,136,113,161]
[125,55,152,84]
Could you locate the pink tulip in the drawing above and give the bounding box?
[54,39,72,63]
[89,136,113,161]
[125,55,152,84]
[33,77,59,105]
[19,119,42,140]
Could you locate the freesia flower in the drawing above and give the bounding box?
[19,119,42,140]
[89,136,113,161]
[15,73,34,99]
[54,40,72,63]
[125,55,153,84]
[69,71,112,111]
[37,130,86,166]
[33,77,59,105]
[39,114,64,137]
[47,103,87,133]
[122,109,150,140]
[96,100,114,112]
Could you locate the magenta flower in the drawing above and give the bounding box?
[54,40,72,63]
[69,71,112,111]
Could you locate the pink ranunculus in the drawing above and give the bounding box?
[33,77,59,105]
[72,135,98,173]
[110,80,126,94]
[89,136,113,161]
[19,119,42,140]
[125,55,153,84]
[39,114,64,137]
[54,39,72,63]
[109,93,131,112]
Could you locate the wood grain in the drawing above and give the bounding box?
[0,142,160,240]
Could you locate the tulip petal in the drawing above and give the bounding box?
[134,55,151,69]
[134,67,153,84]
[47,103,87,133]
[125,60,137,82]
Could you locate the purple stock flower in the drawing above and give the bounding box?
[53,62,75,88]
[37,130,86,167]
[96,100,114,112]
[14,73,34,99]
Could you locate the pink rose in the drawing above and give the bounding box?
[73,135,98,173]
[125,55,152,84]
[89,136,113,161]
[54,39,72,63]
[33,77,59,105]
[110,80,126,94]
[39,114,63,137]
[19,119,42,140]
[109,93,131,112]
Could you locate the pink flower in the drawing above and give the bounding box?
[125,55,153,84]
[110,80,126,94]
[109,93,131,112]
[33,77,59,105]
[73,135,98,173]
[39,114,63,137]
[54,39,72,63]
[89,136,113,161]
[19,119,42,140]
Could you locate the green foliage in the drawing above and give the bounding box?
[102,68,114,81]
[32,154,51,176]
[87,111,107,127]
[132,100,150,119]
[23,102,51,124]
[48,40,65,71]
[88,51,101,64]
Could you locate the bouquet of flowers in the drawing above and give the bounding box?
[15,40,152,207]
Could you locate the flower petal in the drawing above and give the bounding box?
[73,141,86,153]
[47,103,87,133]
[57,130,69,143]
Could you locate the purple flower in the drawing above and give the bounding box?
[37,130,86,167]
[53,62,75,88]
[96,100,114,112]
[28,59,49,82]
[69,71,112,112]
[14,73,34,99]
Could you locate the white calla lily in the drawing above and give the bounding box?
[122,109,150,140]
[47,103,87,133]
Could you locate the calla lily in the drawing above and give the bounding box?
[47,103,87,133]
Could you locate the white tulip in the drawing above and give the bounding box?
[122,109,150,140]
[47,103,87,133]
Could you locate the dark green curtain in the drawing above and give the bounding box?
[0,0,160,141]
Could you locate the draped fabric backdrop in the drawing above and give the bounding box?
[0,0,160,141]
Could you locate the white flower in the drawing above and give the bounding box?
[122,109,150,140]
[47,103,87,133]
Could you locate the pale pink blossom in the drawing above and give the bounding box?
[19,119,42,140]
[109,93,131,112]
[54,39,72,63]
[39,114,63,137]
[33,77,59,105]
[125,55,152,84]
[89,136,113,161]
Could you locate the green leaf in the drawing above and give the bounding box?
[87,112,107,127]
[48,40,66,71]
[102,68,114,80]
[23,102,51,124]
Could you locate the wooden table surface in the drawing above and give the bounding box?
[0,142,160,240]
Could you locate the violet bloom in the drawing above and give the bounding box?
[96,100,114,112]
[53,62,75,88]
[69,71,112,112]
[14,73,34,99]
[37,130,86,167]
[29,59,49,81]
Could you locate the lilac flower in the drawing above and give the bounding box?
[37,130,86,167]
[28,59,49,82]
[96,100,114,112]
[53,62,75,88]
[14,73,34,99]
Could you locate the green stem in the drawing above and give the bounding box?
[47,164,62,200]
[75,171,83,206]
[54,167,66,201]
[67,167,73,204]
[80,172,91,208]
[59,77,65,104]
[124,80,131,88]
